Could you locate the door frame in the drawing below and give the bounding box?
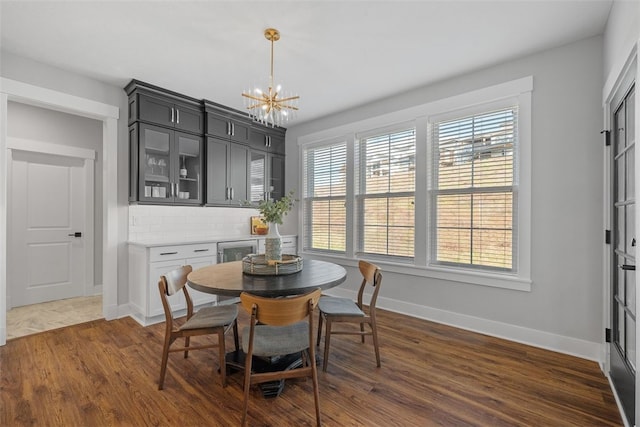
[0,77,120,345]
[603,42,639,426]
[6,137,96,308]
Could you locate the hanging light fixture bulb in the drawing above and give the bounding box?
[242,28,299,127]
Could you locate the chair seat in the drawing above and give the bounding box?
[318,296,365,317]
[242,321,309,357]
[180,304,239,331]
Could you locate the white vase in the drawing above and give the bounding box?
[264,223,282,261]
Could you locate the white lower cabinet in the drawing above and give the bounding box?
[128,242,217,326]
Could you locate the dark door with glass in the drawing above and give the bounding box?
[611,82,636,427]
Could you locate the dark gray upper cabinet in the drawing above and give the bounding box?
[206,111,251,144]
[125,80,204,135]
[248,126,286,155]
[270,154,286,201]
[130,122,203,205]
[206,137,248,206]
[138,95,203,134]
[126,81,286,206]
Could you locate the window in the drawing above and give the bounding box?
[429,108,517,271]
[298,77,532,290]
[357,128,416,258]
[303,142,347,252]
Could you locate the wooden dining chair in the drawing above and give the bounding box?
[158,265,239,390]
[316,260,382,372]
[240,288,322,427]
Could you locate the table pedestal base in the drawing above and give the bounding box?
[225,350,303,398]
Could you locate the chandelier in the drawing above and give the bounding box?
[242,28,299,127]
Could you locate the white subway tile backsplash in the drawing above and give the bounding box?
[128,205,261,242]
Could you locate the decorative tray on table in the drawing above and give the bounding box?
[242,254,303,276]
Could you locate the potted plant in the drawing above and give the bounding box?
[257,190,296,261]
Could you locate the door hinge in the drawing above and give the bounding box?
[605,328,612,343]
[601,129,610,146]
[605,230,611,244]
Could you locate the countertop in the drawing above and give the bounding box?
[128,234,296,248]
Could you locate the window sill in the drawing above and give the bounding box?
[301,251,532,292]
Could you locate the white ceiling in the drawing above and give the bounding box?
[0,0,613,126]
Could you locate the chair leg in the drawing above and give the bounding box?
[158,336,174,390]
[218,329,227,387]
[309,349,322,427]
[241,351,253,427]
[360,322,365,343]
[184,336,190,358]
[371,320,381,367]
[322,319,332,372]
[316,313,324,347]
[233,319,240,352]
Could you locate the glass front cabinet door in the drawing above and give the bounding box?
[136,123,203,204]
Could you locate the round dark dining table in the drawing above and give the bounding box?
[187,259,347,297]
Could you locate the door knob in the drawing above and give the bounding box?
[68,232,82,238]
[620,264,636,271]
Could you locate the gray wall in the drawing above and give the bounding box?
[1,51,130,305]
[603,0,639,81]
[286,36,605,344]
[7,102,104,286]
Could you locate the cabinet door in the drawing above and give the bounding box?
[206,137,230,205]
[174,102,204,134]
[269,132,286,155]
[229,143,249,203]
[249,150,267,204]
[129,124,139,202]
[138,94,174,127]
[230,119,251,144]
[249,127,270,151]
[270,154,285,200]
[138,123,173,203]
[187,256,217,306]
[206,112,231,139]
[149,260,187,317]
[250,126,286,154]
[176,132,203,204]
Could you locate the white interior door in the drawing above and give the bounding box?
[8,148,89,307]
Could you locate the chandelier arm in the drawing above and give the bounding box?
[245,103,267,110]
[242,93,265,102]
[275,95,300,103]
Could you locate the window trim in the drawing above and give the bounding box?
[298,76,532,291]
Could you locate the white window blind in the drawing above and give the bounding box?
[303,142,347,252]
[430,108,517,271]
[357,128,416,258]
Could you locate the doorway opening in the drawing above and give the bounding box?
[0,77,120,345]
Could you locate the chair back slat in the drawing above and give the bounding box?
[359,260,379,285]
[357,260,382,308]
[240,289,321,326]
[162,265,192,296]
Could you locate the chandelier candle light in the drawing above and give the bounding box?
[242,28,299,127]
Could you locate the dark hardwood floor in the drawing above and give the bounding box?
[0,307,622,426]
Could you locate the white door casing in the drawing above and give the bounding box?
[7,139,95,308]
[0,77,120,346]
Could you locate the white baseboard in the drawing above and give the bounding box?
[324,288,603,362]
